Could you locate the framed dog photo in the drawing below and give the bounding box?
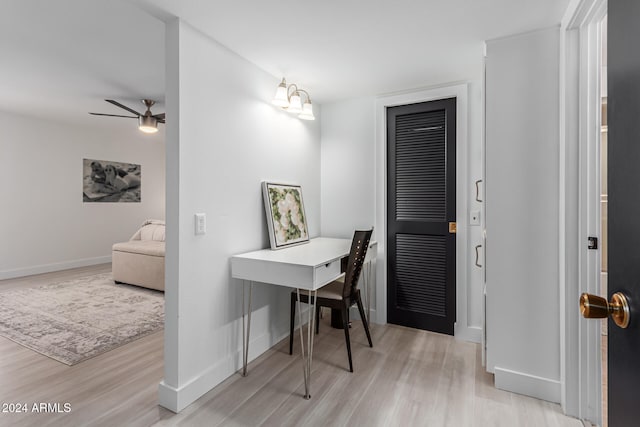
[262,182,309,250]
[83,158,141,203]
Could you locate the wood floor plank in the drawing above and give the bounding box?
[473,396,518,427]
[395,332,453,426]
[299,326,390,427]
[265,324,389,427]
[217,334,344,426]
[345,326,419,426]
[436,338,477,426]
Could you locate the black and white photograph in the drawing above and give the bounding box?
[82,158,141,202]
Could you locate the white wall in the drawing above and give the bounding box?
[159,19,321,412]
[485,27,561,402]
[321,97,376,237]
[0,111,165,279]
[320,80,485,337]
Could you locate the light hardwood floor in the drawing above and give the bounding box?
[0,265,171,427]
[0,265,582,427]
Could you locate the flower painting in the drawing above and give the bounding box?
[262,182,309,249]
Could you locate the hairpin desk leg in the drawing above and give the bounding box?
[241,280,253,377]
[297,288,317,399]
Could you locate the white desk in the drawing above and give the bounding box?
[231,237,377,399]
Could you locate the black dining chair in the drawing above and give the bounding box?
[289,229,374,372]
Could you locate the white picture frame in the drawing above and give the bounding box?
[262,181,309,250]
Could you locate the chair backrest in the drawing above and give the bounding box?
[342,229,374,299]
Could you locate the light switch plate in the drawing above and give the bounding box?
[195,213,206,235]
[470,210,481,226]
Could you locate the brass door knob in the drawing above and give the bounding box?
[580,292,630,328]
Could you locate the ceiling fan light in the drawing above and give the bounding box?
[287,92,303,114]
[272,79,290,108]
[138,115,158,133]
[298,101,315,120]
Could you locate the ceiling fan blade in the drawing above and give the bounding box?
[152,113,165,120]
[89,113,138,119]
[105,99,142,116]
[157,119,166,124]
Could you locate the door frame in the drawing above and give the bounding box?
[560,0,606,423]
[374,83,477,342]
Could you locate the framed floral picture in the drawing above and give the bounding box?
[262,182,309,250]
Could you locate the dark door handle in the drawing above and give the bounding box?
[475,244,482,268]
[475,179,483,203]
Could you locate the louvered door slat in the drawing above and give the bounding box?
[395,234,447,316]
[395,110,446,222]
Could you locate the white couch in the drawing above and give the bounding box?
[112,220,165,291]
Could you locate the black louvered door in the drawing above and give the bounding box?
[387,98,456,334]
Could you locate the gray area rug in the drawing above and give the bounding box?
[0,273,164,365]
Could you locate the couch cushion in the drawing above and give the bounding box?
[139,224,165,242]
[113,240,165,257]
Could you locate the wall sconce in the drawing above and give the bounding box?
[272,78,315,120]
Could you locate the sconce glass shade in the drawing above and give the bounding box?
[272,78,314,120]
[138,115,159,133]
[298,101,315,120]
[272,80,290,108]
[287,92,303,114]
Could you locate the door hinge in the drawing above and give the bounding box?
[588,236,598,250]
[449,222,457,234]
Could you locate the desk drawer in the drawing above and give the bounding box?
[314,259,341,286]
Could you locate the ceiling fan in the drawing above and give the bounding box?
[89,99,165,133]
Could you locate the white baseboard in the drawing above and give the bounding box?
[158,310,308,413]
[157,381,181,413]
[454,324,482,343]
[494,367,561,403]
[158,349,243,413]
[0,255,112,280]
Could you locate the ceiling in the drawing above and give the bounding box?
[0,0,570,126]
[0,0,165,129]
[137,0,571,103]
